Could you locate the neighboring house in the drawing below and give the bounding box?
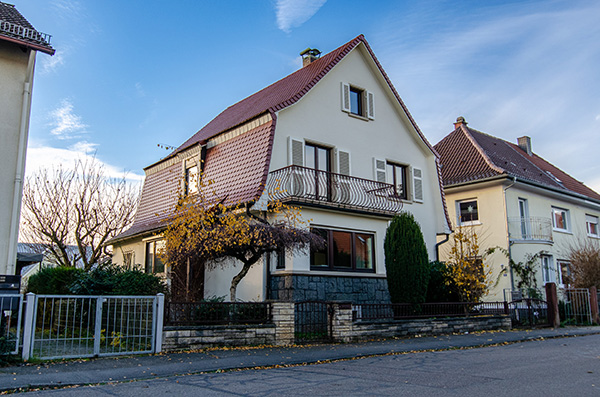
[109,35,451,303]
[0,2,54,275]
[435,117,600,301]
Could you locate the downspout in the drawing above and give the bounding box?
[503,176,517,293]
[434,234,450,262]
[7,49,37,275]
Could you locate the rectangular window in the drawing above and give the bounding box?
[386,162,407,199]
[123,252,134,269]
[349,87,363,116]
[457,199,479,225]
[586,214,599,237]
[558,260,572,287]
[185,164,199,195]
[541,255,555,284]
[551,206,569,231]
[310,227,375,272]
[275,249,286,270]
[145,240,165,274]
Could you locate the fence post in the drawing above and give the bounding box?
[93,297,104,356]
[545,282,560,328]
[21,293,36,361]
[272,301,295,345]
[589,286,599,325]
[154,293,165,353]
[331,302,353,343]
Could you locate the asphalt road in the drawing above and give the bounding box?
[19,333,600,396]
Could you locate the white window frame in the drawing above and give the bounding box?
[341,82,374,120]
[557,260,572,288]
[551,206,570,232]
[456,199,480,226]
[541,254,556,284]
[586,214,599,237]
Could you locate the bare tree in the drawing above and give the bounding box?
[20,158,139,270]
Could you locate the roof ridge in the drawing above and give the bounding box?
[462,126,505,174]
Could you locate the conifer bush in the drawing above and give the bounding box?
[384,212,430,304]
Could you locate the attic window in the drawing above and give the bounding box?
[350,87,363,116]
[546,171,563,185]
[341,83,374,120]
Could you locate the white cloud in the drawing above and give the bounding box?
[49,99,88,139]
[275,0,327,33]
[25,144,144,184]
[40,49,66,74]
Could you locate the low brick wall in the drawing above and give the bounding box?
[163,324,276,351]
[350,316,512,341]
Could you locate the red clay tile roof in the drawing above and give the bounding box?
[0,2,54,55]
[113,35,452,241]
[435,123,600,202]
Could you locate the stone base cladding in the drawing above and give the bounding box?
[349,316,512,342]
[163,324,276,351]
[270,274,391,304]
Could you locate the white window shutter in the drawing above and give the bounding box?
[366,91,375,120]
[373,158,386,183]
[413,167,423,202]
[337,149,351,176]
[288,137,304,166]
[341,82,351,113]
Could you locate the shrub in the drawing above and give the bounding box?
[426,261,459,302]
[384,212,430,304]
[568,239,600,288]
[26,266,84,294]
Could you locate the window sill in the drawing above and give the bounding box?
[552,228,572,235]
[459,221,482,227]
[347,112,370,122]
[587,234,600,239]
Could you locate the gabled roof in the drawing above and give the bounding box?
[435,120,600,202]
[0,2,54,55]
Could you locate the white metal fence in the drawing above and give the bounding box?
[561,288,592,325]
[0,294,23,355]
[21,293,164,361]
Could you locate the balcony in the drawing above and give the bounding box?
[507,217,553,242]
[266,165,402,215]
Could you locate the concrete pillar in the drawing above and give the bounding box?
[589,286,599,325]
[545,282,560,328]
[331,302,353,343]
[271,301,295,345]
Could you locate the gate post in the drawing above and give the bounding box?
[154,293,165,353]
[21,293,36,361]
[589,286,599,325]
[545,282,560,328]
[272,301,294,345]
[93,297,104,356]
[331,302,353,343]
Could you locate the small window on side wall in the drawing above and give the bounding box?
[551,206,569,232]
[145,240,165,274]
[123,252,134,269]
[386,162,407,200]
[457,199,479,225]
[586,214,599,237]
[341,82,374,120]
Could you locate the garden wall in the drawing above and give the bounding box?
[163,324,276,350]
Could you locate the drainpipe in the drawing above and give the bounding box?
[434,234,450,262]
[503,176,517,292]
[7,49,37,275]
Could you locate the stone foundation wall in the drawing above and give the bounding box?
[350,316,512,341]
[163,324,276,350]
[270,274,390,304]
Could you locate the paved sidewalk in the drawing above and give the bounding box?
[1,326,598,393]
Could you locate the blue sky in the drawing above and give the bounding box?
[12,0,600,191]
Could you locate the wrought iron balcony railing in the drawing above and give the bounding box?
[0,19,52,45]
[507,216,553,242]
[266,165,402,215]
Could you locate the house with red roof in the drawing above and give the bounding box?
[109,35,451,303]
[0,2,54,276]
[435,117,600,301]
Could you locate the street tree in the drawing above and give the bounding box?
[20,158,139,270]
[161,179,323,301]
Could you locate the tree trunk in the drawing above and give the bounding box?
[230,261,252,302]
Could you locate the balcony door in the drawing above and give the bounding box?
[518,198,529,239]
[305,144,331,201]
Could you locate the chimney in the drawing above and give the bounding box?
[454,116,467,129]
[300,48,321,67]
[517,136,532,156]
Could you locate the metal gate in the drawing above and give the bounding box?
[295,301,334,343]
[22,294,164,360]
[508,298,549,327]
[0,294,23,355]
[561,288,592,325]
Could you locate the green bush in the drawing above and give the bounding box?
[426,261,459,302]
[27,265,165,296]
[26,266,84,294]
[384,212,430,304]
